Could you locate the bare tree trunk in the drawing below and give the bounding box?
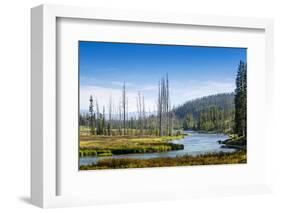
[96,100,100,116]
[158,81,162,136]
[142,95,146,134]
[162,78,166,136]
[136,97,139,135]
[118,99,122,135]
[138,92,143,135]
[157,74,172,137]
[126,97,129,134]
[166,73,172,136]
[108,95,112,135]
[122,82,126,135]
[96,99,100,135]
[102,106,106,135]
[89,95,95,135]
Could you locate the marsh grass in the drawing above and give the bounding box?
[80,151,246,170]
[79,134,185,157]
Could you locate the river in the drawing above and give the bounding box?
[79,131,237,166]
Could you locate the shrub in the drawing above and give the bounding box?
[79,149,97,157]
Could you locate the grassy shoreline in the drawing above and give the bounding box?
[80,151,246,170]
[218,135,246,150]
[79,134,185,157]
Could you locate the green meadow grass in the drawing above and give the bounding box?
[79,134,185,157]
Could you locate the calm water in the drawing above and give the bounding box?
[79,131,236,166]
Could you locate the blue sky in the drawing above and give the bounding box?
[79,41,246,112]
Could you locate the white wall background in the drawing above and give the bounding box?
[0,0,280,212]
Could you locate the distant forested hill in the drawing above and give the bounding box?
[173,93,235,133]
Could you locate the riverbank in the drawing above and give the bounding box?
[218,135,246,150]
[80,150,246,170]
[80,134,185,157]
[183,129,231,134]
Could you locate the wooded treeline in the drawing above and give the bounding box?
[174,93,235,133]
[80,75,176,136]
[80,60,247,136]
[174,60,247,136]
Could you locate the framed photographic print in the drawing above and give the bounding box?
[31,4,274,208]
[78,41,247,170]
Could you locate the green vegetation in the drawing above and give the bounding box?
[219,135,246,150]
[217,61,247,150]
[79,61,247,170]
[80,75,174,138]
[174,93,235,133]
[79,149,112,157]
[80,62,247,137]
[79,134,185,157]
[234,61,247,137]
[174,60,247,137]
[80,151,246,170]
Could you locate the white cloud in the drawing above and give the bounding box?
[110,81,124,87]
[80,80,235,112]
[170,80,235,106]
[141,85,158,91]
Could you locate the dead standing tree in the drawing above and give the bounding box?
[126,97,129,134]
[89,95,95,135]
[122,82,126,135]
[108,95,112,136]
[166,73,172,136]
[86,75,171,137]
[137,92,143,135]
[157,74,171,136]
[142,95,146,134]
[158,81,163,136]
[118,98,122,135]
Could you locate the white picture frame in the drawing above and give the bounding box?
[31,4,274,208]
